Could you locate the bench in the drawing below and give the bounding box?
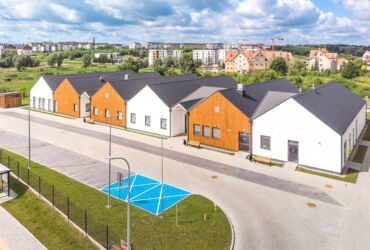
[187,140,200,148]
[85,118,95,124]
[255,155,272,166]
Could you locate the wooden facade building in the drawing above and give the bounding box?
[0,92,22,108]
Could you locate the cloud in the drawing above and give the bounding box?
[0,0,368,45]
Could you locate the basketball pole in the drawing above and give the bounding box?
[161,137,164,217]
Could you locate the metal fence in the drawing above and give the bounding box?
[0,149,120,249]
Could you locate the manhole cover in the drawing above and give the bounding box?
[211,175,218,179]
[307,202,316,208]
[325,184,333,189]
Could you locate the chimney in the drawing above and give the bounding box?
[298,87,302,93]
[311,84,315,90]
[99,75,104,82]
[124,74,129,80]
[237,83,243,91]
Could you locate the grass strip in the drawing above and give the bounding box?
[353,145,368,163]
[296,167,359,183]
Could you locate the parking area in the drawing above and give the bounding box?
[1,108,370,250]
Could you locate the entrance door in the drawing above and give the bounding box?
[239,132,250,152]
[288,140,299,162]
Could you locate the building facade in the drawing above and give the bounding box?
[363,51,370,72]
[148,49,183,65]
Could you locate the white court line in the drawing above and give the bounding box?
[126,174,138,201]
[129,183,161,201]
[155,185,164,215]
[107,182,157,191]
[132,194,189,203]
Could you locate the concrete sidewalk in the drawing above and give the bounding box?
[0,207,45,250]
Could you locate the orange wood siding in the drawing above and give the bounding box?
[188,92,251,151]
[53,79,80,117]
[90,82,126,127]
[0,93,21,108]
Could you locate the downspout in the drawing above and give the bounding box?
[250,119,253,161]
[187,111,190,142]
[169,108,172,137]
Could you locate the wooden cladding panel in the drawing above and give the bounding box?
[188,92,251,151]
[0,93,22,108]
[90,82,126,127]
[54,79,80,117]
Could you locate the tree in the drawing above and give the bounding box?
[118,57,143,72]
[270,57,288,75]
[82,54,92,68]
[290,59,306,72]
[178,54,200,74]
[56,53,64,68]
[47,53,57,67]
[341,61,360,79]
[14,56,25,71]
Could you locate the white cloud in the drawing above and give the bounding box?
[50,3,80,23]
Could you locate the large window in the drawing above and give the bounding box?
[203,126,210,137]
[145,115,151,126]
[260,135,271,150]
[105,109,110,118]
[193,124,200,136]
[344,141,347,160]
[86,103,91,112]
[212,128,220,139]
[117,111,123,121]
[48,99,52,112]
[131,113,136,124]
[93,107,98,116]
[73,104,78,112]
[32,97,36,108]
[160,118,167,130]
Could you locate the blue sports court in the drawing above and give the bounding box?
[101,174,191,215]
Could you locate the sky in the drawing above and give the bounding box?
[0,0,369,45]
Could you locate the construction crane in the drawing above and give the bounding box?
[270,37,284,51]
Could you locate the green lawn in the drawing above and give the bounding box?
[296,167,359,183]
[0,148,232,249]
[353,145,368,163]
[2,178,98,250]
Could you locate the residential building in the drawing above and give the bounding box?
[16,45,33,55]
[193,50,218,66]
[308,48,347,73]
[239,43,268,50]
[187,78,298,151]
[0,44,16,55]
[129,42,142,50]
[363,51,370,72]
[0,92,22,108]
[148,49,183,66]
[91,74,199,128]
[225,50,293,73]
[127,76,236,137]
[252,81,366,173]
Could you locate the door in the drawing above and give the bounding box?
[239,132,250,152]
[288,140,299,162]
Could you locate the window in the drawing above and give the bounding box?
[215,106,220,112]
[32,97,36,108]
[73,104,78,112]
[349,133,352,149]
[212,128,220,139]
[203,126,210,137]
[193,124,200,136]
[105,109,110,118]
[105,92,109,98]
[48,99,51,111]
[260,135,271,150]
[145,115,151,126]
[54,101,58,112]
[344,141,347,160]
[160,118,167,129]
[85,103,91,112]
[93,107,98,116]
[131,113,136,124]
[117,111,123,121]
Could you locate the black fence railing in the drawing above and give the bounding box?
[0,149,120,249]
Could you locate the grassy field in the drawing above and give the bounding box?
[2,178,98,250]
[0,148,232,249]
[353,145,368,163]
[296,167,359,183]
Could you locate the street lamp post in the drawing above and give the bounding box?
[28,97,32,170]
[105,156,131,250]
[107,113,119,208]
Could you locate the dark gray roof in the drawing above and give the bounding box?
[109,74,200,101]
[180,99,202,110]
[219,78,299,117]
[149,76,237,107]
[126,72,161,79]
[293,81,366,135]
[42,70,135,91]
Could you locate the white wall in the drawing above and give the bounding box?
[171,107,186,136]
[30,77,54,112]
[252,98,342,173]
[341,104,367,166]
[80,92,90,118]
[127,86,171,136]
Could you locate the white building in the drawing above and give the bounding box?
[252,82,366,173]
[193,50,218,66]
[129,42,142,50]
[148,49,183,66]
[363,51,370,72]
[16,45,33,55]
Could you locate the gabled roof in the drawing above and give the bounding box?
[149,76,237,108]
[42,70,135,91]
[177,86,225,111]
[108,74,200,101]
[293,81,365,135]
[219,78,299,117]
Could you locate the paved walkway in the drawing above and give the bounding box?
[0,207,46,250]
[0,111,340,206]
